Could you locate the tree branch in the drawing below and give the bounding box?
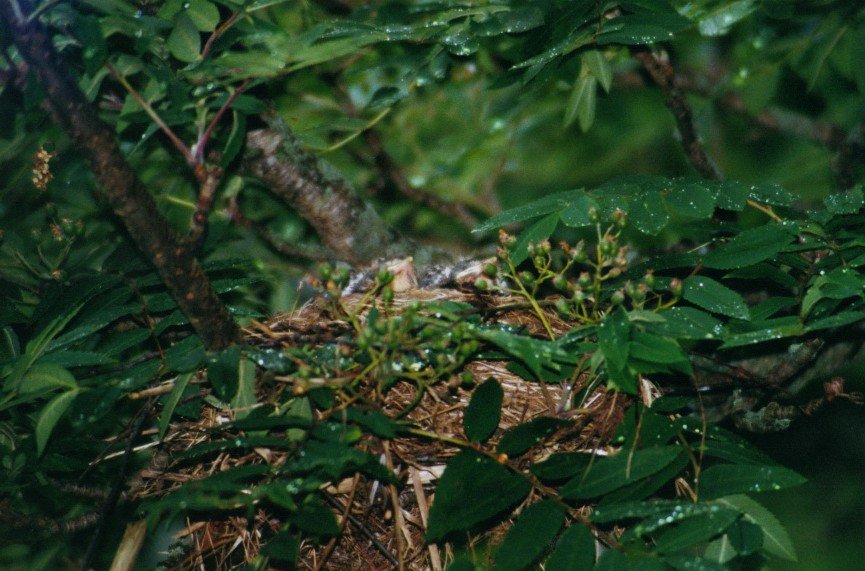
[617,69,864,189]
[631,47,721,181]
[242,119,410,264]
[2,1,239,350]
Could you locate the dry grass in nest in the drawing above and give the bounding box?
[136,289,632,570]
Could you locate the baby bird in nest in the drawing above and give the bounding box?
[339,256,500,295]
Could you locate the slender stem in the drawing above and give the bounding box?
[105,62,194,166]
[631,47,721,182]
[746,198,783,222]
[201,11,241,60]
[193,79,251,166]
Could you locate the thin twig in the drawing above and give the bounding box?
[322,493,400,567]
[631,47,721,181]
[315,474,361,571]
[80,398,157,571]
[201,12,241,61]
[192,78,251,166]
[105,62,194,166]
[617,69,863,189]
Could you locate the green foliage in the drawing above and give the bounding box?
[3,0,865,568]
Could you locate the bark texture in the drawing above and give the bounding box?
[2,1,239,350]
[243,121,410,265]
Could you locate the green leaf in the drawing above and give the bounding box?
[545,523,595,571]
[683,276,749,320]
[531,452,592,482]
[806,310,865,331]
[206,345,241,401]
[824,185,864,214]
[699,432,776,466]
[231,357,257,420]
[497,417,568,456]
[623,504,738,540]
[583,50,612,92]
[649,307,724,340]
[215,51,286,77]
[159,373,194,440]
[715,495,796,561]
[494,500,565,571]
[720,324,808,349]
[629,332,690,372]
[716,181,749,211]
[19,363,78,393]
[653,510,739,553]
[703,225,793,270]
[261,530,298,562]
[463,378,503,443]
[426,450,531,542]
[167,12,201,63]
[7,276,118,392]
[801,268,865,317]
[510,212,560,265]
[288,440,394,482]
[565,76,597,132]
[473,190,577,233]
[597,13,692,45]
[704,535,737,564]
[185,0,220,32]
[664,182,716,219]
[286,500,340,536]
[695,1,758,36]
[726,519,763,555]
[345,408,401,439]
[748,183,795,206]
[628,193,670,235]
[699,464,806,500]
[560,446,682,499]
[592,499,692,523]
[600,449,689,503]
[594,549,626,570]
[0,326,20,361]
[598,309,630,370]
[36,389,79,455]
[559,194,599,227]
[719,318,806,349]
[37,350,114,368]
[476,328,575,379]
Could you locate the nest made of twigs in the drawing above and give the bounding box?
[135,288,632,570]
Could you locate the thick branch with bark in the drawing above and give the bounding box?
[1,1,239,350]
[243,120,410,265]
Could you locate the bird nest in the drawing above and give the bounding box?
[134,285,633,570]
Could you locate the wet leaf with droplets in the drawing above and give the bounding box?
[699,464,806,500]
